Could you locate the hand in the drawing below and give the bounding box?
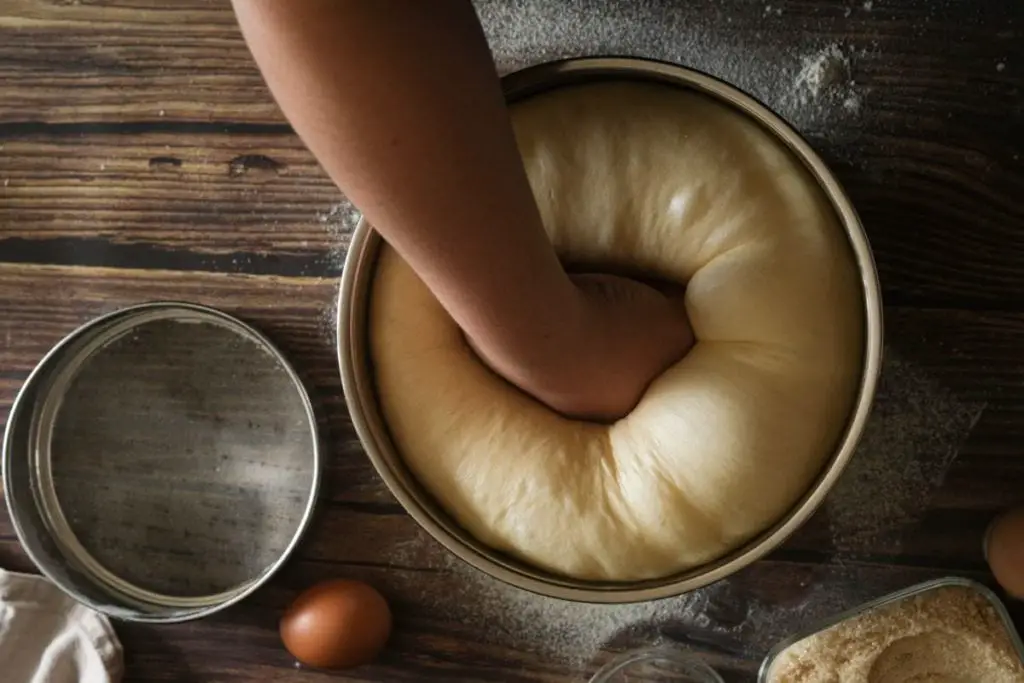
[471,273,695,422]
[233,2,693,422]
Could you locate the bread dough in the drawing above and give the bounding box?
[369,82,864,581]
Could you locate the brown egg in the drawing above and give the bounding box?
[280,579,392,669]
[986,507,1024,599]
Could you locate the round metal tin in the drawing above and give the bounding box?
[3,302,321,622]
[337,57,884,602]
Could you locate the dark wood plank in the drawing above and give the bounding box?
[0,133,333,243]
[0,132,350,275]
[0,0,278,125]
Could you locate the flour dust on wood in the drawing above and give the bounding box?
[826,352,985,558]
[475,0,870,136]
[317,200,361,347]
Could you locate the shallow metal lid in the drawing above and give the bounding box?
[4,303,320,621]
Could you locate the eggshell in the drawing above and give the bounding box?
[280,579,392,669]
[986,507,1024,599]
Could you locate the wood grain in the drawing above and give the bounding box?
[2,0,1024,681]
[0,0,279,125]
[0,132,350,276]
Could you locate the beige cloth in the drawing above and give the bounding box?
[0,570,123,683]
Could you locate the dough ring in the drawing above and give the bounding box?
[370,81,864,582]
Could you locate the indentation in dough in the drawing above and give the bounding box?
[369,82,865,581]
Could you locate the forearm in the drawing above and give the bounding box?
[232,0,580,370]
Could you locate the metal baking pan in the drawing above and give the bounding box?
[338,56,884,603]
[3,302,321,622]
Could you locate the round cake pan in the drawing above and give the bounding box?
[338,57,884,602]
[3,302,321,622]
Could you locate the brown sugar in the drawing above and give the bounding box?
[765,585,1024,682]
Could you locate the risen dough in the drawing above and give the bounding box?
[369,82,864,581]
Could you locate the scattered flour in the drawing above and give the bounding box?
[794,44,849,102]
[316,200,361,345]
[390,531,706,667]
[317,280,342,349]
[792,43,859,111]
[474,0,868,135]
[316,201,360,252]
[388,529,923,668]
[826,352,985,557]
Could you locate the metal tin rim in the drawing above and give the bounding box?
[3,302,322,622]
[338,56,884,603]
[757,577,1024,681]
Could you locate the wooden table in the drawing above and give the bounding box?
[1,1,1022,681]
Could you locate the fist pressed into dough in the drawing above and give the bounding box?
[369,82,864,581]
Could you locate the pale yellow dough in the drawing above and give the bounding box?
[369,82,864,581]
